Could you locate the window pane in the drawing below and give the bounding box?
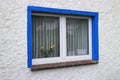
[66,18,89,56]
[32,15,60,59]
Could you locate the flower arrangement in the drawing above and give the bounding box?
[40,45,55,57]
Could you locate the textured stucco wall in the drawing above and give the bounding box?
[0,0,120,80]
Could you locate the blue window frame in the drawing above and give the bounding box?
[27,6,99,68]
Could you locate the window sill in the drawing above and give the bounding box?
[31,60,98,71]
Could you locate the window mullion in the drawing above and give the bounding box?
[60,16,67,58]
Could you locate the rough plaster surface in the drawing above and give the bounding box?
[0,0,120,80]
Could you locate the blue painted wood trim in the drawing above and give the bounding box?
[27,8,32,68]
[27,6,99,68]
[92,14,99,61]
[28,6,98,17]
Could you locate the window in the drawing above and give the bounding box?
[27,6,99,70]
[32,15,60,59]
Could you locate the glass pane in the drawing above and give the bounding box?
[32,15,60,59]
[66,18,89,56]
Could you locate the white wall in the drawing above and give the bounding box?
[0,0,120,80]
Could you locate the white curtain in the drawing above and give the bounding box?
[32,16,59,59]
[66,18,89,56]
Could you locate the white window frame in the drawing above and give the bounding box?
[32,13,92,65]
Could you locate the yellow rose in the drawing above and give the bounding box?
[50,45,55,49]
